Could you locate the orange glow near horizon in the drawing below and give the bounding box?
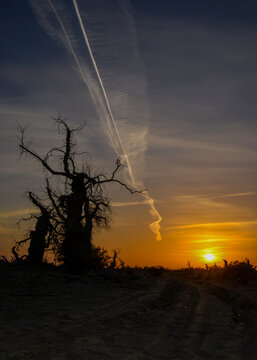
[2,205,257,269]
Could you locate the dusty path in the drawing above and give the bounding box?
[1,266,257,359]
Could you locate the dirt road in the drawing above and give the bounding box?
[1,267,257,359]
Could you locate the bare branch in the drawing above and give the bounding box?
[101,178,143,194]
[46,179,65,222]
[17,117,141,271]
[15,236,30,250]
[95,159,144,194]
[28,191,49,214]
[18,124,73,179]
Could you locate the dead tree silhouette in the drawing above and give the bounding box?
[15,192,52,264]
[27,192,51,264]
[18,117,140,272]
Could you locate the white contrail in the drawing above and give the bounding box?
[44,0,162,240]
[48,0,93,102]
[47,0,118,151]
[72,0,135,185]
[71,0,162,240]
[71,0,162,241]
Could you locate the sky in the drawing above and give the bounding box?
[1,0,257,268]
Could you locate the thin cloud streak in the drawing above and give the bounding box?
[167,220,257,230]
[187,238,228,244]
[173,194,239,211]
[112,200,153,207]
[216,192,257,198]
[149,134,257,156]
[0,108,46,118]
[0,209,36,219]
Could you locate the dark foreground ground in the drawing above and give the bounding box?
[1,264,257,360]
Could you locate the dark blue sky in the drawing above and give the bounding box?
[133,0,257,28]
[1,0,257,66]
[1,0,257,97]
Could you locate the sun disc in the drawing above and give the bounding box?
[204,253,215,262]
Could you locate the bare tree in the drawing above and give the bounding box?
[15,191,56,264]
[18,117,139,272]
[26,192,52,264]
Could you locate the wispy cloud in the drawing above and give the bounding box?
[0,108,45,118]
[167,220,257,230]
[112,200,153,207]
[216,192,257,199]
[149,134,257,156]
[187,238,228,244]
[173,194,237,210]
[0,209,35,219]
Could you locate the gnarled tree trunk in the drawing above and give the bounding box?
[28,214,49,264]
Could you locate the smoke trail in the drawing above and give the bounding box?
[145,193,162,241]
[71,0,162,240]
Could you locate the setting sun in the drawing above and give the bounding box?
[204,253,215,262]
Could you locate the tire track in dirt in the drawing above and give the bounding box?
[54,277,257,359]
[206,282,257,359]
[2,269,257,359]
[142,278,245,359]
[175,282,242,359]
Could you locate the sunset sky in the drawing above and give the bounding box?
[1,0,257,268]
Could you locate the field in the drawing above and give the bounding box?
[1,262,257,359]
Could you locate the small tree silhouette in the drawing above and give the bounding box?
[18,117,139,272]
[26,192,52,264]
